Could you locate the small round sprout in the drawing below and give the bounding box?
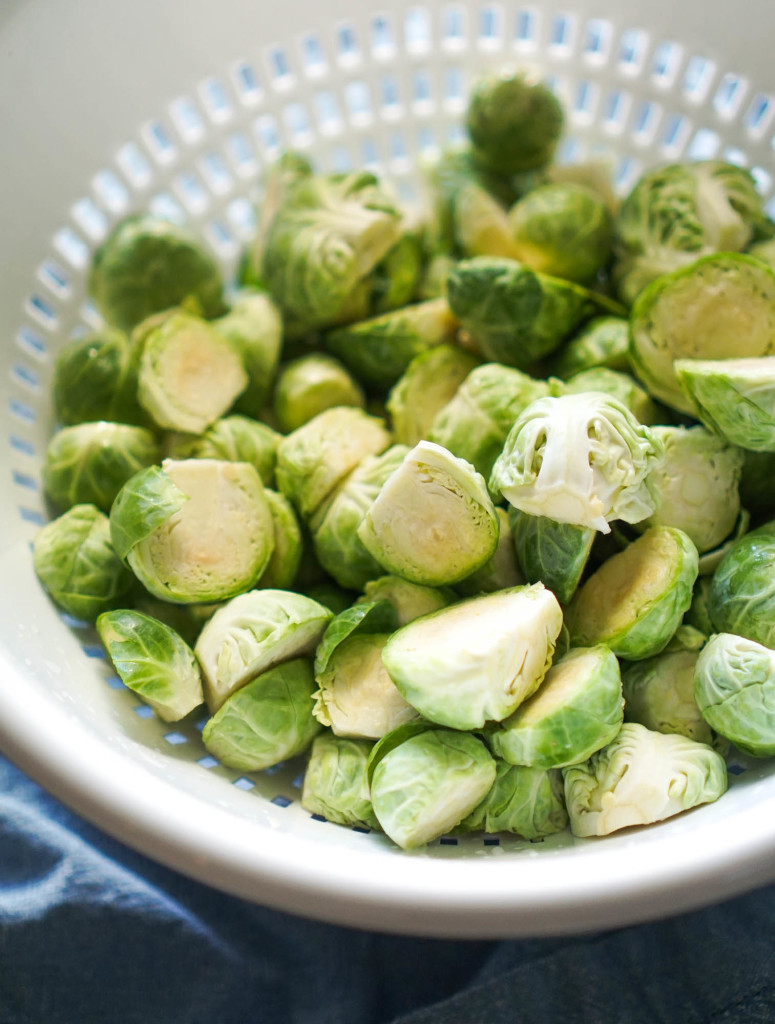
[43,422,160,513]
[96,609,204,721]
[89,213,225,330]
[629,253,775,413]
[369,728,497,849]
[508,509,595,606]
[675,356,775,452]
[213,290,282,418]
[707,520,775,649]
[275,407,391,521]
[551,316,631,379]
[194,589,333,711]
[565,526,699,660]
[202,658,321,771]
[256,490,303,590]
[358,576,450,627]
[110,459,275,605]
[137,312,247,433]
[563,722,728,837]
[489,392,664,533]
[52,328,145,427]
[490,646,624,769]
[508,183,613,284]
[455,507,524,597]
[166,415,280,488]
[694,633,775,757]
[273,354,365,434]
[452,180,522,260]
[372,230,424,313]
[33,504,133,621]
[634,426,743,553]
[417,252,456,301]
[382,583,563,731]
[554,368,659,425]
[456,761,568,839]
[466,69,564,175]
[301,734,379,830]
[357,441,500,587]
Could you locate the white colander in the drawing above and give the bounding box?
[2,0,775,939]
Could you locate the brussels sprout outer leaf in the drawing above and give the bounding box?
[314,600,400,678]
[301,734,379,829]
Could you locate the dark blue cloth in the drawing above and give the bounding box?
[1,752,774,1024]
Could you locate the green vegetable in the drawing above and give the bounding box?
[456,761,568,839]
[550,316,631,379]
[274,354,365,433]
[675,356,775,452]
[213,290,282,418]
[386,345,479,448]
[52,328,145,427]
[301,734,379,829]
[508,509,595,605]
[707,520,775,648]
[165,415,280,487]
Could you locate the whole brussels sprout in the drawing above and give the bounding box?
[553,367,659,425]
[166,415,280,487]
[707,520,775,648]
[301,734,379,830]
[52,328,145,426]
[357,576,450,626]
[273,354,365,434]
[89,213,225,330]
[456,760,568,839]
[508,508,594,605]
[675,356,775,452]
[213,290,283,418]
[386,345,479,448]
[550,316,631,379]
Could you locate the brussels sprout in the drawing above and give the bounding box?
[52,328,145,426]
[371,230,424,314]
[43,422,160,513]
[622,639,715,748]
[260,171,402,333]
[697,508,751,577]
[550,316,631,379]
[166,415,279,487]
[694,633,775,757]
[358,441,499,587]
[96,609,203,721]
[311,445,409,590]
[675,357,775,452]
[428,363,550,483]
[275,407,391,521]
[707,520,775,648]
[634,425,743,552]
[629,253,775,413]
[301,733,379,829]
[452,180,522,260]
[195,589,332,711]
[749,238,775,271]
[110,459,274,604]
[273,354,365,434]
[490,393,664,533]
[245,152,315,287]
[490,646,624,769]
[202,658,321,771]
[565,526,699,659]
[256,490,303,590]
[213,290,283,418]
[369,728,497,848]
[563,722,728,837]
[685,575,715,635]
[507,183,613,284]
[508,509,595,605]
[466,70,564,175]
[137,312,247,433]
[455,507,523,597]
[382,583,563,730]
[89,213,225,330]
[33,504,133,621]
[446,257,619,369]
[325,299,459,390]
[554,368,659,425]
[314,599,399,678]
[386,345,479,447]
[613,162,770,305]
[357,576,451,626]
[456,761,568,839]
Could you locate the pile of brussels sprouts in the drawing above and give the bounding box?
[33,68,775,850]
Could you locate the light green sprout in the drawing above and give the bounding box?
[455,507,524,597]
[456,761,568,839]
[550,316,631,379]
[386,345,479,448]
[213,289,283,418]
[301,734,379,829]
[707,519,775,649]
[357,576,451,626]
[256,490,303,591]
[554,368,659,425]
[52,328,146,427]
[508,508,595,605]
[165,415,280,488]
[273,354,365,434]
[675,357,775,452]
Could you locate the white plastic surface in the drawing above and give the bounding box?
[2,0,775,937]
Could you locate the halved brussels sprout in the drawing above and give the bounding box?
[273,354,365,434]
[357,575,451,626]
[550,316,631,379]
[456,761,568,839]
[707,520,775,648]
[563,722,728,837]
[490,646,624,769]
[428,363,551,484]
[96,609,203,721]
[452,179,522,260]
[489,393,664,533]
[301,733,379,829]
[508,183,613,284]
[325,299,460,390]
[358,441,499,587]
[565,527,699,659]
[455,507,524,597]
[202,658,321,771]
[466,69,564,175]
[89,213,225,330]
[52,328,145,426]
[694,633,775,757]
[213,289,283,418]
[43,422,159,513]
[675,357,775,452]
[508,508,595,605]
[382,583,563,730]
[386,345,479,447]
[554,368,658,425]
[634,425,743,553]
[256,490,303,590]
[275,407,391,521]
[166,415,280,488]
[194,589,332,711]
[369,728,497,848]
[629,253,775,413]
[137,312,247,433]
[33,504,133,621]
[110,459,274,604]
[314,600,399,679]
